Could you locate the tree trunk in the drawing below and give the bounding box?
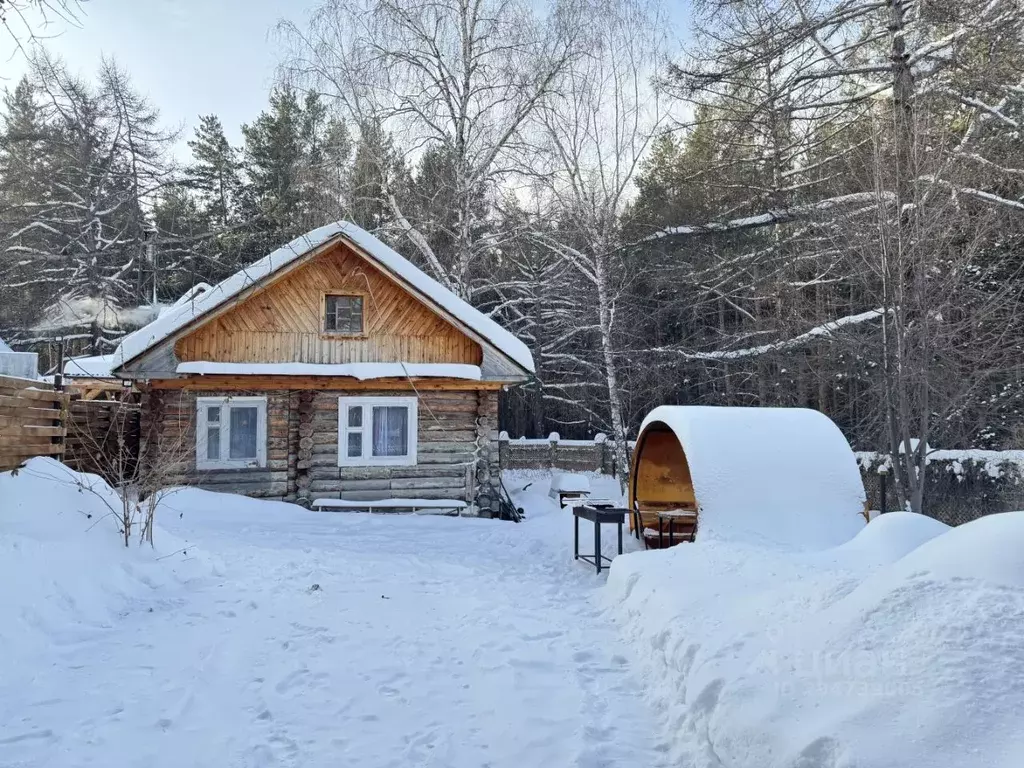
[594,252,629,490]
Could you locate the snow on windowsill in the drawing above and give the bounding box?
[176,362,482,381]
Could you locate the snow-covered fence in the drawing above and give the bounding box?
[0,374,69,471]
[858,451,1024,526]
[499,433,625,476]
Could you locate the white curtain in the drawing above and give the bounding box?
[372,406,408,457]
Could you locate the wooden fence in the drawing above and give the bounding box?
[63,397,142,484]
[0,374,69,471]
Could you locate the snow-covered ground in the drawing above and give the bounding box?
[0,462,662,768]
[606,511,1024,768]
[5,459,1024,768]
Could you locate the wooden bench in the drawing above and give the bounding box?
[311,498,468,514]
[632,501,697,549]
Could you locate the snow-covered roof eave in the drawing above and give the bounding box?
[175,362,482,381]
[113,222,535,377]
[64,354,117,379]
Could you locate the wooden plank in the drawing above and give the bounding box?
[0,373,52,389]
[0,443,64,457]
[390,476,467,491]
[0,387,65,405]
[0,402,60,418]
[0,424,65,438]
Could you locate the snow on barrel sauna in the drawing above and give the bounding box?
[629,406,867,550]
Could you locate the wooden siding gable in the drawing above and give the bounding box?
[174,242,483,369]
[118,239,528,383]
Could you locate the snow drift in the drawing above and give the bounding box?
[0,458,214,660]
[605,511,1024,768]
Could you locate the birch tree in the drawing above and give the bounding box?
[530,0,668,481]
[280,0,581,298]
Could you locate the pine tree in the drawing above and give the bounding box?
[241,86,305,235]
[0,77,58,327]
[296,92,351,228]
[348,120,405,232]
[186,114,240,228]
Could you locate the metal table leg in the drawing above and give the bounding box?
[573,513,579,560]
[658,521,663,549]
[617,521,623,555]
[669,518,675,547]
[594,518,602,574]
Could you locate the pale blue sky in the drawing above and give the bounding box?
[2,0,689,157]
[2,0,320,151]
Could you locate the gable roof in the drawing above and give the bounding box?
[113,222,535,375]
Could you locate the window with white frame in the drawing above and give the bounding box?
[196,397,267,470]
[338,396,418,466]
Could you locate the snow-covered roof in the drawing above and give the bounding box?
[63,354,117,379]
[0,350,39,379]
[176,362,481,380]
[114,223,535,374]
[636,406,866,549]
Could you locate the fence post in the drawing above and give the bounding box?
[878,464,888,515]
[52,339,66,462]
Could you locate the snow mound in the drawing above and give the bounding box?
[0,459,214,660]
[605,512,1024,768]
[887,511,1024,588]
[828,512,950,569]
[639,406,866,550]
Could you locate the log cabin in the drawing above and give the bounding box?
[110,222,535,516]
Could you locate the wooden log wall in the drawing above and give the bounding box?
[0,374,68,471]
[63,397,142,484]
[304,390,481,505]
[142,386,500,510]
[144,388,294,498]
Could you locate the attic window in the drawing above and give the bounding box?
[324,294,364,335]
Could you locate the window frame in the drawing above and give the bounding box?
[196,396,268,470]
[321,291,367,337]
[337,396,418,467]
